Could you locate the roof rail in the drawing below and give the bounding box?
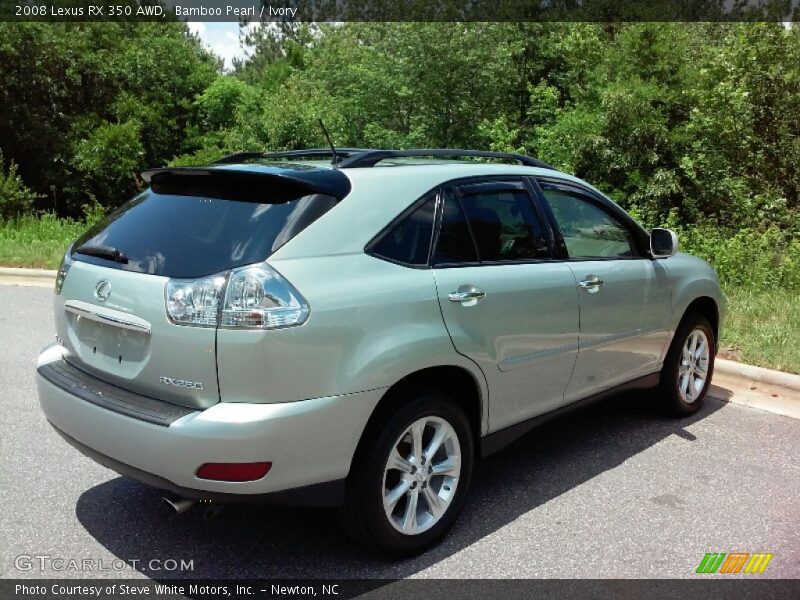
[335,149,553,169]
[214,148,554,170]
[214,148,373,165]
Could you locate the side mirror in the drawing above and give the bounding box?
[650,228,679,258]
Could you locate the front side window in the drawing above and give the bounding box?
[541,188,636,258]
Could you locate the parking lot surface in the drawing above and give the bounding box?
[1,285,798,579]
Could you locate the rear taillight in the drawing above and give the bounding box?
[221,263,309,328]
[165,262,309,329]
[165,274,226,326]
[196,462,272,482]
[55,249,72,295]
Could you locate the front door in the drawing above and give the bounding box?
[537,180,671,402]
[432,180,580,432]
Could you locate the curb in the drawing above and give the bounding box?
[0,267,58,279]
[715,358,800,393]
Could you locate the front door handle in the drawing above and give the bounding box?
[579,275,604,293]
[448,289,486,303]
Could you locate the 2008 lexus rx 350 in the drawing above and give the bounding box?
[37,148,725,555]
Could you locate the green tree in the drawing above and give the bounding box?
[71,120,145,206]
[0,22,217,214]
[681,23,800,228]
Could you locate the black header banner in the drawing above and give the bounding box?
[2,0,799,22]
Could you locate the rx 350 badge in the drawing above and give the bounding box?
[160,376,203,391]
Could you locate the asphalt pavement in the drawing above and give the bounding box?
[1,284,798,580]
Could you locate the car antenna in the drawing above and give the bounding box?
[318,119,340,165]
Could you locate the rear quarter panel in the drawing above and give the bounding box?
[215,253,490,432]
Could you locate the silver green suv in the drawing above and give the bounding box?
[36,149,725,555]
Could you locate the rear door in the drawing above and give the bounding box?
[536,179,671,402]
[432,179,580,431]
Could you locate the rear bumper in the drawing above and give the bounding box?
[49,424,345,505]
[36,345,384,504]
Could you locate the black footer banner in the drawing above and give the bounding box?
[3,579,799,600]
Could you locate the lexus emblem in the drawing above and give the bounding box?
[94,280,112,302]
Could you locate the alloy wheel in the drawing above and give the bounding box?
[382,416,461,535]
[678,328,710,403]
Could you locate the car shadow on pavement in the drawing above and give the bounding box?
[75,390,726,579]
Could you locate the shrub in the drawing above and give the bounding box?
[0,151,40,219]
[168,145,227,167]
[71,120,145,209]
[81,201,106,227]
[673,222,800,292]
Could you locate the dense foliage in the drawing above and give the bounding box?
[0,22,218,214]
[0,22,798,290]
[214,23,800,232]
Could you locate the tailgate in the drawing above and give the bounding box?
[55,261,218,409]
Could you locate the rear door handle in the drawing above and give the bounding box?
[579,276,604,293]
[448,289,486,303]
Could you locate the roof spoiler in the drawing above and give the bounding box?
[141,167,352,200]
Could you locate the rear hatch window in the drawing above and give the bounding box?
[72,172,340,278]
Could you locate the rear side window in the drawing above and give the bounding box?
[460,189,550,262]
[433,192,478,265]
[370,195,436,266]
[433,187,550,265]
[72,186,338,278]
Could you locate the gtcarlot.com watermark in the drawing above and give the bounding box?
[14,554,194,573]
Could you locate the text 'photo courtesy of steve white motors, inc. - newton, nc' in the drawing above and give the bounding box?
[13,583,342,598]
[13,3,299,19]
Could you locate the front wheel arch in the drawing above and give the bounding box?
[683,296,720,349]
[659,312,716,416]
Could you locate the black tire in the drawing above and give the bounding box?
[659,313,716,416]
[340,391,474,556]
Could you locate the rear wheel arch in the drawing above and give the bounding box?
[350,366,483,473]
[340,388,476,555]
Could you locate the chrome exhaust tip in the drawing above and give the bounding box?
[161,496,196,515]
